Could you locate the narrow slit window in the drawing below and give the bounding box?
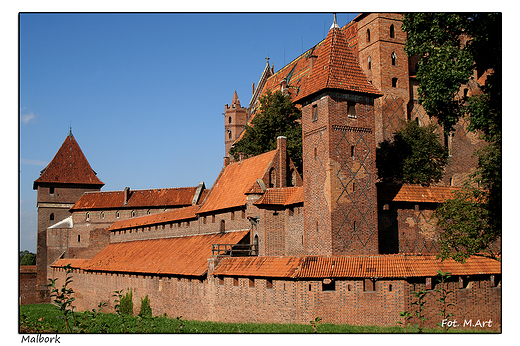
[367,56,371,70]
[390,24,395,38]
[312,104,318,122]
[391,52,397,66]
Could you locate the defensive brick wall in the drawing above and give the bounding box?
[49,265,501,331]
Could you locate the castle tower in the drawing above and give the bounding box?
[224,91,248,159]
[295,18,382,256]
[354,13,411,144]
[32,130,104,301]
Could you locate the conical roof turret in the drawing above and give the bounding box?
[33,132,104,189]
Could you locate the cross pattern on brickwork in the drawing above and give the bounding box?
[331,129,376,250]
[303,130,330,241]
[376,95,406,138]
[397,209,440,254]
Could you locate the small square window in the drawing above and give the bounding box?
[266,279,273,289]
[347,103,356,118]
[322,279,335,291]
[392,77,398,88]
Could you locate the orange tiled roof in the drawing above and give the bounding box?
[108,205,199,231]
[198,150,277,214]
[213,256,302,278]
[50,258,90,269]
[71,186,205,210]
[213,255,501,279]
[256,25,380,108]
[33,134,104,189]
[76,230,249,276]
[378,184,461,203]
[254,186,303,206]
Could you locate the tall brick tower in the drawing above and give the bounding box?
[295,17,382,256]
[32,130,104,301]
[354,13,411,144]
[224,91,247,159]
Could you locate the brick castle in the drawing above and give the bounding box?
[26,13,501,330]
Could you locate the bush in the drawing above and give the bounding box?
[138,295,152,318]
[120,290,133,316]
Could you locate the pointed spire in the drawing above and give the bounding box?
[33,133,104,189]
[330,13,339,30]
[232,90,241,107]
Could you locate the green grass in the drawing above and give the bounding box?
[19,304,494,334]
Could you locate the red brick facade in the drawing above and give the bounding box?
[26,13,500,332]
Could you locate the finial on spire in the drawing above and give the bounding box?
[68,126,72,137]
[330,13,339,30]
[265,57,270,65]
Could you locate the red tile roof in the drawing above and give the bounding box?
[108,205,199,231]
[378,184,461,203]
[198,150,277,214]
[213,255,501,279]
[70,231,249,276]
[33,134,104,189]
[50,259,90,269]
[254,186,303,206]
[71,186,205,210]
[256,25,380,108]
[212,256,302,278]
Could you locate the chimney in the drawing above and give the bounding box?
[223,156,231,167]
[308,55,318,73]
[277,136,287,187]
[123,187,130,205]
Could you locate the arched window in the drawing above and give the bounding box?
[131,210,136,217]
[269,167,276,188]
[367,56,371,70]
[86,212,90,221]
[100,211,105,220]
[228,116,232,124]
[366,28,371,42]
[390,24,395,38]
[49,213,54,221]
[391,52,397,65]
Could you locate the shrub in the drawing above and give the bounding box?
[138,295,152,318]
[120,290,133,316]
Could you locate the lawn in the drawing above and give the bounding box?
[19,303,488,334]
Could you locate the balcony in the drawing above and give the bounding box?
[211,243,258,257]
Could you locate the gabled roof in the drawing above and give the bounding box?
[294,25,381,102]
[33,133,104,189]
[212,255,501,279]
[198,150,277,214]
[73,230,249,276]
[255,23,379,108]
[108,205,199,231]
[378,184,461,203]
[254,186,303,206]
[71,186,207,211]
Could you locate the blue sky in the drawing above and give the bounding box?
[18,12,362,252]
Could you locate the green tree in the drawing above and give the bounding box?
[376,121,448,186]
[20,251,36,265]
[402,13,501,261]
[230,90,302,174]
